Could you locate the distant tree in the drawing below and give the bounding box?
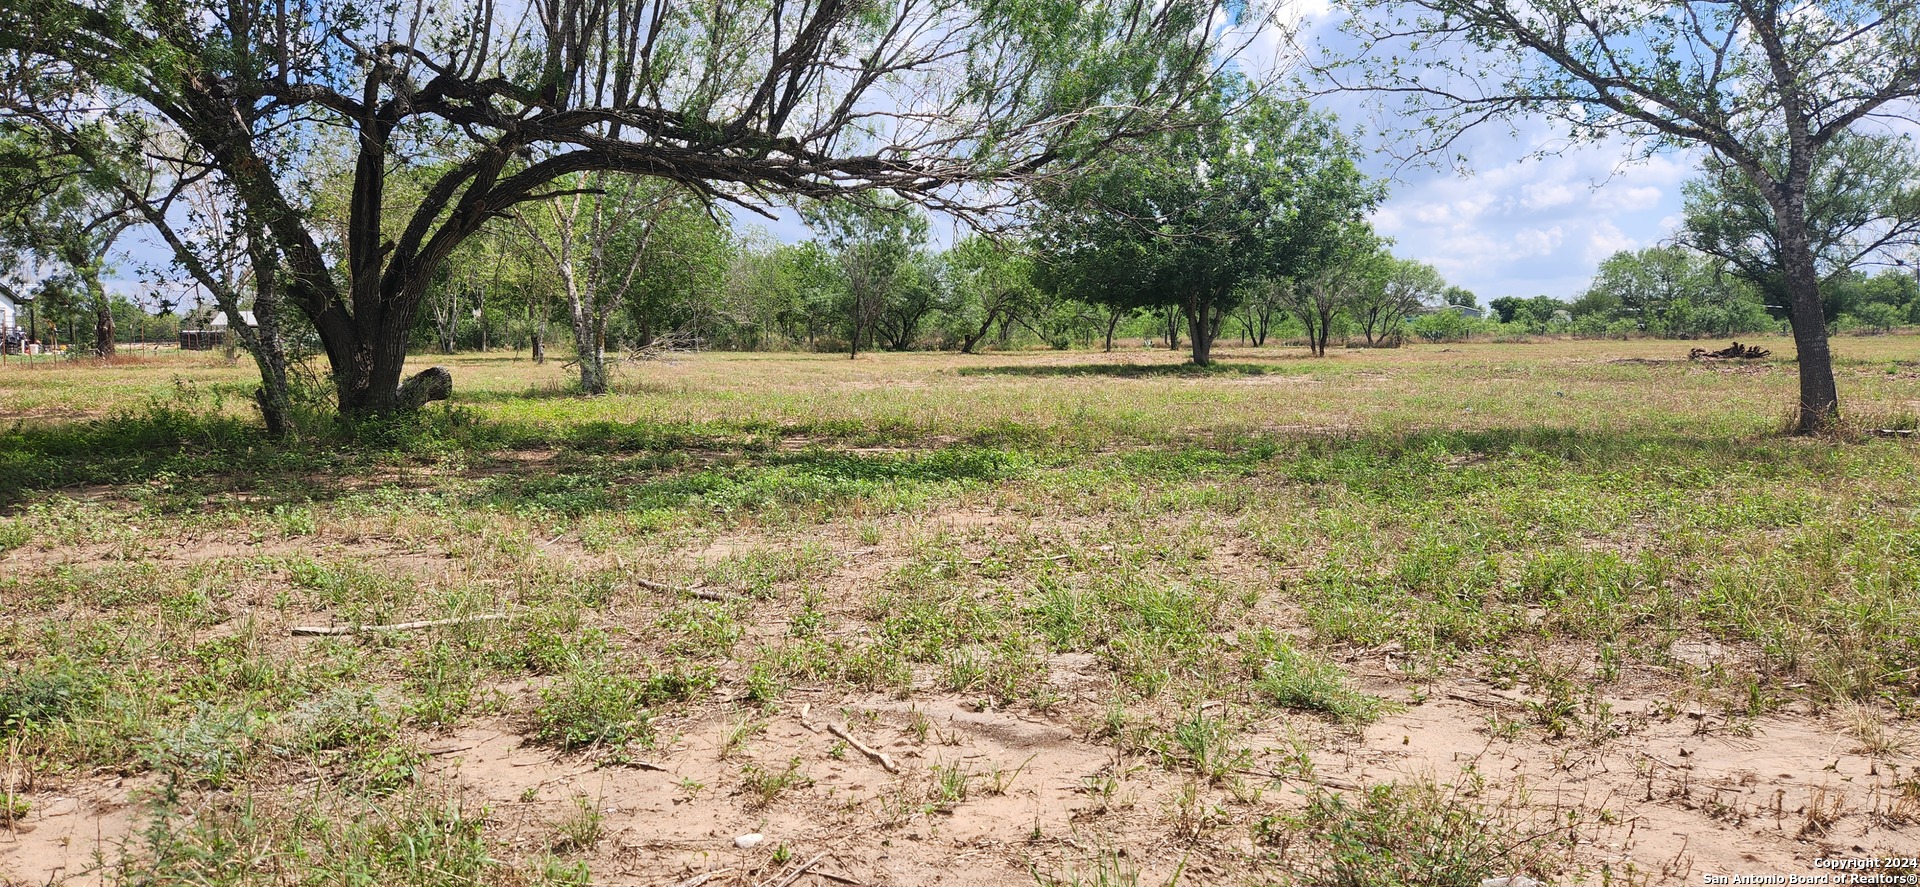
[1234,277,1287,346]
[621,201,732,348]
[1353,257,1445,345]
[1579,246,1765,337]
[873,254,948,351]
[804,198,929,359]
[1282,238,1377,356]
[946,237,1041,354]
[1033,89,1381,365]
[518,176,706,394]
[1442,286,1479,309]
[0,126,136,356]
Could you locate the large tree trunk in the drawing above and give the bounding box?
[1183,295,1215,366]
[1781,244,1838,432]
[1103,307,1121,352]
[571,305,609,395]
[87,277,114,358]
[530,301,547,363]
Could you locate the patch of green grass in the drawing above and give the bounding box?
[527,664,658,753]
[1277,780,1569,887]
[0,659,105,736]
[1241,629,1385,724]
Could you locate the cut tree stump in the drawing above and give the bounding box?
[396,366,454,409]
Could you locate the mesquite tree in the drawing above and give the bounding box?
[1327,0,1920,431]
[1681,131,1920,316]
[4,0,1264,418]
[0,126,137,357]
[1033,90,1381,366]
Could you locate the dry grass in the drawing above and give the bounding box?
[4,334,1920,885]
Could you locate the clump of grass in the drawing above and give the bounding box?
[0,660,105,736]
[740,756,812,808]
[1242,629,1385,724]
[1163,710,1250,784]
[138,704,266,789]
[527,666,656,753]
[550,795,605,853]
[280,688,420,794]
[1281,780,1567,887]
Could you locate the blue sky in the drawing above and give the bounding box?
[1360,126,1697,303]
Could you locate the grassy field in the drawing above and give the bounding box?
[3,335,1919,886]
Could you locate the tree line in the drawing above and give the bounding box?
[2,0,1917,432]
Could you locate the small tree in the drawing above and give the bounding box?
[1352,257,1445,346]
[947,237,1040,354]
[804,198,929,359]
[1033,90,1381,366]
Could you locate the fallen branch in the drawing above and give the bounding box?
[674,870,733,887]
[628,573,730,601]
[763,853,827,887]
[1688,341,1770,360]
[291,613,508,636]
[826,723,898,773]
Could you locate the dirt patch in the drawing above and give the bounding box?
[1,775,146,886]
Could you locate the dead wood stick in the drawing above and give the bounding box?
[763,853,827,887]
[826,723,898,773]
[811,870,864,886]
[631,576,730,601]
[673,870,733,887]
[291,613,508,636]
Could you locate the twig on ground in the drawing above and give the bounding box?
[763,853,827,887]
[673,869,733,887]
[827,723,898,773]
[629,574,730,601]
[291,613,508,636]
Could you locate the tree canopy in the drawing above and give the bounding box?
[1031,90,1381,365]
[2,0,1267,417]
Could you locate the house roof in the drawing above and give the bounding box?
[209,311,258,328]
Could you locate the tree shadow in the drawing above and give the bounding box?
[1,399,1899,513]
[956,361,1294,379]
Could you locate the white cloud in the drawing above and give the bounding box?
[1360,121,1705,301]
[1514,225,1564,255]
[1520,181,1577,210]
[1592,185,1663,211]
[1582,220,1638,263]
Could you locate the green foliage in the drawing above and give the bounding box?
[528,665,658,752]
[1410,308,1474,342]
[1290,781,1561,887]
[802,196,935,354]
[1681,130,1920,319]
[1574,246,1772,338]
[1032,84,1382,363]
[0,660,105,736]
[1241,629,1384,724]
